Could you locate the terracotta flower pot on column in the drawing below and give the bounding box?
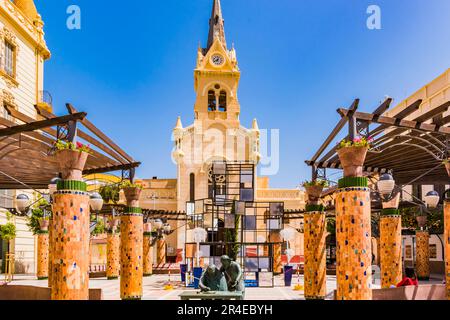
[55,149,89,181]
[337,146,368,177]
[39,219,50,232]
[304,185,324,205]
[416,215,428,229]
[123,187,142,208]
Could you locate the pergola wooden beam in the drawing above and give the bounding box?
[0,112,87,137]
[337,107,450,135]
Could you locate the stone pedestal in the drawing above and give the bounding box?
[303,210,326,299]
[120,188,143,300]
[416,230,430,280]
[106,233,120,280]
[157,239,166,265]
[444,200,450,300]
[335,186,372,300]
[380,210,402,288]
[51,189,90,300]
[143,234,153,276]
[37,232,49,280]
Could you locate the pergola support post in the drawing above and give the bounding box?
[380,205,402,288]
[36,231,49,280]
[415,230,430,280]
[106,231,120,280]
[51,154,90,300]
[143,232,154,277]
[120,187,143,300]
[157,239,166,265]
[444,199,450,300]
[303,204,326,300]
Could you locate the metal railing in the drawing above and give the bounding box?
[38,90,53,107]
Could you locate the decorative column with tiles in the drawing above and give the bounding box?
[335,145,372,300]
[380,194,402,288]
[48,218,53,287]
[415,215,430,281]
[303,184,326,300]
[143,222,153,276]
[36,219,50,280]
[120,186,143,300]
[269,231,282,274]
[106,218,120,280]
[51,149,90,300]
[157,239,166,265]
[444,198,450,300]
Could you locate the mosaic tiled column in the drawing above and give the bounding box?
[106,232,120,280]
[415,230,430,280]
[51,181,90,300]
[143,222,153,276]
[335,179,373,300]
[303,205,326,300]
[48,218,53,287]
[51,149,90,300]
[444,200,450,300]
[380,209,402,288]
[269,231,282,274]
[120,187,143,300]
[37,231,49,280]
[157,239,166,265]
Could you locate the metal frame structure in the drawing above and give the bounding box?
[183,161,285,288]
[0,103,140,189]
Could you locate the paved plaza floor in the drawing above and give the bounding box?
[5,274,445,300]
[6,274,340,300]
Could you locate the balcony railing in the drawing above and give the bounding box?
[38,90,53,107]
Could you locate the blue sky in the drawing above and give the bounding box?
[36,0,450,188]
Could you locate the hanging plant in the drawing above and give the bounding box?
[99,184,121,204]
[27,199,50,235]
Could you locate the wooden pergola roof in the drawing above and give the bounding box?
[0,103,140,189]
[306,97,450,185]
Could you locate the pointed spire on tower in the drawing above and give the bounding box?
[174,116,183,130]
[207,0,227,51]
[252,119,260,132]
[14,0,39,22]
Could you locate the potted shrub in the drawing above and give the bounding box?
[336,136,372,177]
[54,140,92,180]
[303,180,328,204]
[39,217,50,232]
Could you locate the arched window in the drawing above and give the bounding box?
[189,173,195,202]
[218,91,227,112]
[208,90,216,111]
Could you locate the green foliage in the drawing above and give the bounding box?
[337,136,372,149]
[400,206,444,234]
[99,184,121,204]
[302,179,329,188]
[27,198,50,236]
[0,223,16,241]
[326,217,336,235]
[120,180,143,190]
[91,218,106,236]
[55,140,92,154]
[224,202,241,261]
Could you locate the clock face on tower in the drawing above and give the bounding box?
[211,54,225,66]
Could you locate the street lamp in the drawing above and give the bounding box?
[377,174,395,196]
[424,191,440,209]
[15,194,30,214]
[163,223,172,234]
[89,192,104,212]
[154,219,164,230]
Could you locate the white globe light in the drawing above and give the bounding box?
[193,227,207,243]
[154,219,164,230]
[15,194,30,213]
[377,174,395,196]
[89,192,104,212]
[424,191,440,208]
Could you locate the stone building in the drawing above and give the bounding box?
[0,0,51,274]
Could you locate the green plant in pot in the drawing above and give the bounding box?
[303,179,328,204]
[54,140,92,180]
[120,180,143,205]
[337,136,372,177]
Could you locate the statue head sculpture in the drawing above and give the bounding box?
[220,255,232,268]
[206,264,218,276]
